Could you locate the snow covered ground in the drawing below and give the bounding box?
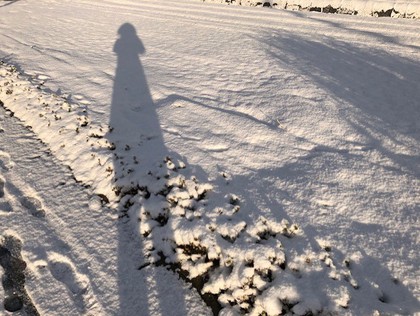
[0,0,419,315]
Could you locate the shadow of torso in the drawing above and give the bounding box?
[109,23,168,187]
[110,23,177,316]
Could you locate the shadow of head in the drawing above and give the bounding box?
[118,23,136,35]
[114,23,145,59]
[117,23,140,43]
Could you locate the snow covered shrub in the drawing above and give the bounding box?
[118,157,358,315]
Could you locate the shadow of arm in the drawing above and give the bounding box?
[156,94,279,131]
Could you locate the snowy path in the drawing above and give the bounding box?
[0,106,210,315]
[1,0,419,315]
[0,106,108,315]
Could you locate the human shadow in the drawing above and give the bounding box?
[110,23,190,316]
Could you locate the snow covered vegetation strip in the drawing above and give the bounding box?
[200,0,420,18]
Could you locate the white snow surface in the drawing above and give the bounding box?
[1,0,419,315]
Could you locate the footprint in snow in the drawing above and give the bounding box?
[47,253,89,296]
[0,176,13,214]
[0,234,39,315]
[47,253,100,314]
[19,196,46,218]
[0,176,4,198]
[0,152,13,171]
[0,201,13,214]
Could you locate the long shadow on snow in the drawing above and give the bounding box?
[110,23,212,315]
[110,23,184,316]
